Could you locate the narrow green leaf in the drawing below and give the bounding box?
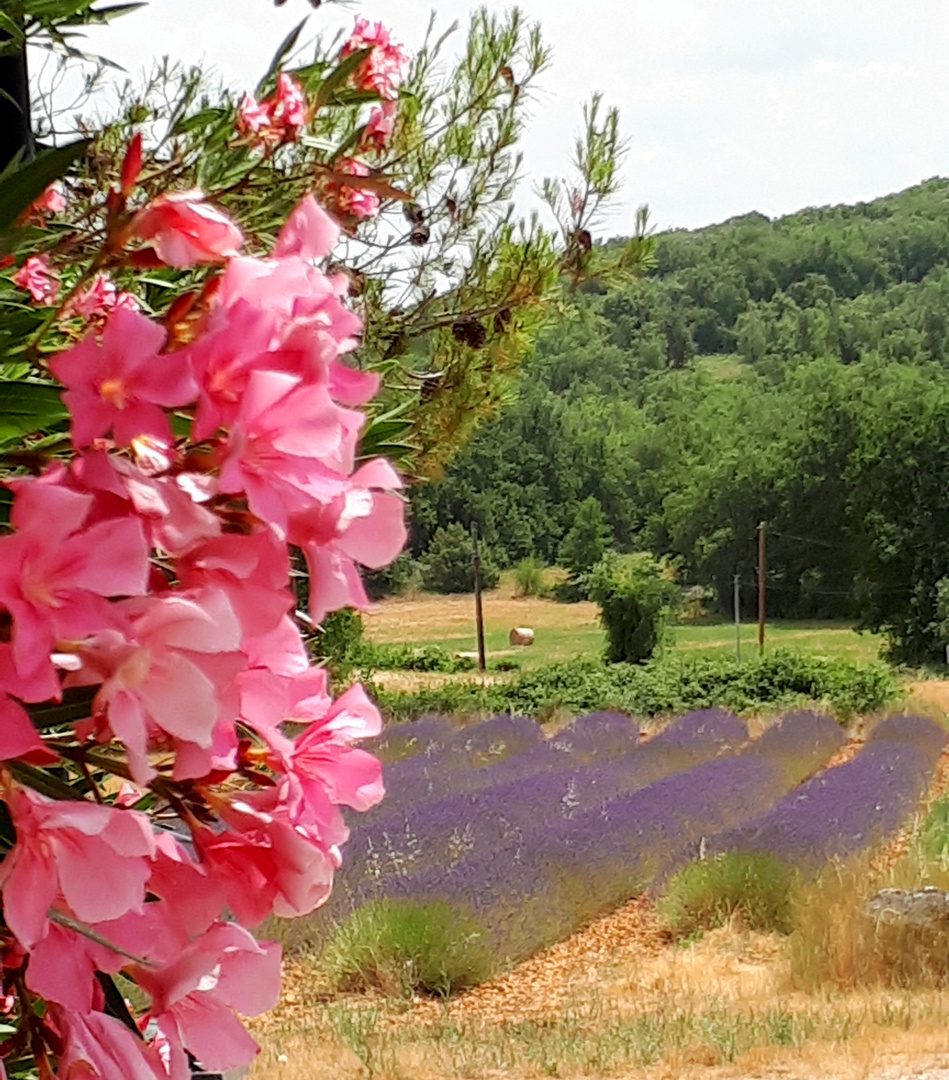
[314,47,372,109]
[9,761,88,802]
[0,13,23,43]
[0,138,89,235]
[95,974,144,1034]
[0,380,69,446]
[173,106,226,136]
[25,686,98,730]
[257,16,308,95]
[82,2,146,23]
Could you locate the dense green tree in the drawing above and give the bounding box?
[558,496,615,578]
[413,178,949,662]
[418,523,500,594]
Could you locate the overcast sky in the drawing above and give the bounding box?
[72,0,949,236]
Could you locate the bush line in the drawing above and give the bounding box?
[369,650,898,721]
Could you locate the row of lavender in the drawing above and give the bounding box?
[327,709,946,961]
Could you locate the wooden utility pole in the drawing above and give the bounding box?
[757,522,766,656]
[733,573,741,661]
[471,522,486,672]
[0,29,34,170]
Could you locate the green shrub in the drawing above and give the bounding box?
[513,557,545,597]
[370,650,899,722]
[588,552,680,664]
[359,642,475,673]
[551,577,587,603]
[364,551,422,600]
[320,899,496,997]
[917,796,949,863]
[418,523,501,594]
[660,854,794,937]
[309,608,364,679]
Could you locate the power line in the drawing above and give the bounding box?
[767,530,851,550]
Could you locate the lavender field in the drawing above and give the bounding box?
[325,709,947,964]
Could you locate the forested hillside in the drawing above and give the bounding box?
[410,179,949,663]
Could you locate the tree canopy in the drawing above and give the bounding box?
[414,178,949,662]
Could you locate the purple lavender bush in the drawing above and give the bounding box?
[335,710,749,909]
[365,714,455,764]
[547,711,640,760]
[362,713,546,816]
[346,711,843,960]
[705,714,946,868]
[377,752,783,960]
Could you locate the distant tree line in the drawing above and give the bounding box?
[406,178,949,664]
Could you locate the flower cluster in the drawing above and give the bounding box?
[331,158,381,220]
[0,181,405,1079]
[339,17,409,101]
[13,255,59,305]
[238,73,308,148]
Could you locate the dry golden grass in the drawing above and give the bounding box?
[363,585,600,643]
[251,898,949,1080]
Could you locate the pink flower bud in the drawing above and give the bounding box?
[120,133,144,196]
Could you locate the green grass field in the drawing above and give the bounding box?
[364,589,884,670]
[672,621,884,665]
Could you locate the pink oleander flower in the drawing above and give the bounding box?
[26,907,158,1012]
[0,474,149,702]
[241,614,310,679]
[289,682,384,808]
[243,672,383,834]
[360,101,397,153]
[31,182,66,216]
[69,274,140,321]
[130,190,243,268]
[339,17,409,100]
[71,272,118,319]
[186,298,282,439]
[115,290,141,311]
[0,781,155,950]
[146,831,222,938]
[273,193,339,262]
[133,922,280,1080]
[176,530,293,642]
[237,92,273,134]
[49,1006,166,1080]
[291,457,406,622]
[68,588,244,783]
[183,196,367,438]
[216,369,364,535]
[195,791,339,926]
[0,693,52,763]
[272,72,307,133]
[48,306,197,449]
[129,433,174,476]
[12,254,60,305]
[188,298,370,439]
[332,158,381,220]
[238,73,307,147]
[70,449,221,558]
